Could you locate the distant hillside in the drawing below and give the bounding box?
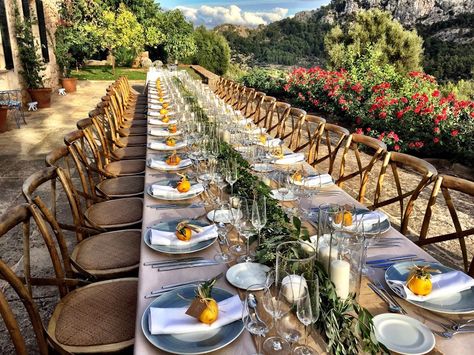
[217,0,473,81]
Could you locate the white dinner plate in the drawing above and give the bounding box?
[251,163,274,173]
[270,189,296,202]
[373,313,435,355]
[206,209,241,223]
[226,263,270,291]
[148,128,181,137]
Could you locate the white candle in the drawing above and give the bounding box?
[282,275,306,303]
[223,130,231,143]
[330,260,350,300]
[319,246,338,273]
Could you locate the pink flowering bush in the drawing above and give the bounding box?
[284,66,474,162]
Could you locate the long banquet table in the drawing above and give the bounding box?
[134,72,473,354]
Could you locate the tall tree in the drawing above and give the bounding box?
[190,27,230,75]
[324,9,424,73]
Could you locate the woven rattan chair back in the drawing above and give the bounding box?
[254,96,276,126]
[294,115,326,163]
[370,152,438,235]
[417,175,474,272]
[337,134,387,202]
[266,101,290,136]
[276,107,306,151]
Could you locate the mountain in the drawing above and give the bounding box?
[217,0,474,81]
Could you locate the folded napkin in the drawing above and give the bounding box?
[293,174,333,187]
[149,141,187,150]
[387,270,474,302]
[150,224,217,246]
[149,294,243,335]
[149,128,179,137]
[274,153,305,165]
[149,103,166,110]
[238,118,253,125]
[148,110,175,118]
[148,118,177,126]
[258,138,281,147]
[151,183,204,199]
[149,158,192,170]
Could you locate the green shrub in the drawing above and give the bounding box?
[190,27,230,75]
[114,47,136,67]
[239,68,287,98]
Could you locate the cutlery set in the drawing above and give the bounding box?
[144,257,221,271]
[366,254,425,269]
[147,202,205,209]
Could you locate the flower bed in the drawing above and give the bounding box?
[283,67,474,162]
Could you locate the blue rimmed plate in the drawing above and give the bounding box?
[385,261,474,314]
[141,286,244,354]
[144,220,217,254]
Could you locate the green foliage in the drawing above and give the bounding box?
[325,9,424,74]
[224,63,248,81]
[441,80,474,101]
[13,1,45,88]
[188,27,230,75]
[114,47,136,67]
[54,25,76,77]
[70,66,147,80]
[239,68,288,97]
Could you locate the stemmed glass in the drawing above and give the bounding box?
[228,196,245,255]
[294,276,320,355]
[251,195,267,247]
[225,160,239,195]
[277,172,290,202]
[212,203,235,263]
[235,199,257,263]
[262,270,291,354]
[242,285,269,355]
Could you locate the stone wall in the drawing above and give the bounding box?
[0,0,60,101]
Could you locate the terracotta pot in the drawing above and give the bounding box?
[61,77,77,93]
[0,106,8,133]
[27,88,52,108]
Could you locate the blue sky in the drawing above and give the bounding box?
[158,1,330,27]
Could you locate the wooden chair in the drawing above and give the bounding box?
[294,114,326,164]
[237,87,255,114]
[254,96,276,126]
[275,107,306,151]
[230,84,245,108]
[266,101,290,136]
[223,81,239,105]
[0,204,137,354]
[245,91,265,120]
[310,123,350,175]
[104,93,148,136]
[417,175,474,273]
[337,134,387,202]
[214,77,227,97]
[23,167,140,279]
[369,152,438,235]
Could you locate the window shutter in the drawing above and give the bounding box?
[0,0,14,69]
[35,0,49,62]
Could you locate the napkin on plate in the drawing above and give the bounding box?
[149,141,187,150]
[274,153,305,165]
[293,174,333,187]
[259,138,281,147]
[149,128,178,137]
[148,118,177,126]
[151,183,204,199]
[150,224,217,246]
[387,270,474,302]
[149,158,192,170]
[149,294,243,335]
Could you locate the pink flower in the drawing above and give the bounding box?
[394,145,400,151]
[366,127,372,132]
[451,130,459,137]
[432,90,440,98]
[379,112,387,119]
[433,137,440,144]
[356,128,363,134]
[396,111,404,119]
[433,127,440,134]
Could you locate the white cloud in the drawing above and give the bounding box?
[177,5,289,28]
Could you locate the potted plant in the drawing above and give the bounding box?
[54,25,77,92]
[14,3,52,108]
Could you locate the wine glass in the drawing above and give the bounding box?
[294,276,320,355]
[242,285,269,355]
[262,270,291,354]
[225,160,239,195]
[228,195,245,255]
[251,195,267,247]
[235,199,257,263]
[212,203,235,263]
[277,172,290,202]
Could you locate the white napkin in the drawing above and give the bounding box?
[149,141,187,150]
[387,270,474,302]
[274,153,305,165]
[150,225,217,246]
[149,103,167,110]
[149,128,179,137]
[293,174,333,187]
[148,111,175,118]
[258,138,281,147]
[148,118,177,126]
[149,158,192,170]
[151,183,204,199]
[149,295,243,335]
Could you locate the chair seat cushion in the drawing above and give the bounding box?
[50,279,137,347]
[117,135,147,147]
[112,146,146,160]
[96,176,144,198]
[73,230,140,271]
[84,197,143,228]
[105,159,145,176]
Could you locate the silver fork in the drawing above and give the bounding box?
[373,279,408,315]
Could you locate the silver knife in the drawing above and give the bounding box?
[144,256,204,266]
[157,260,220,271]
[366,254,418,265]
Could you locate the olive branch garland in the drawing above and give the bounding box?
[174,77,387,355]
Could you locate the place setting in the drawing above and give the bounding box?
[147,151,192,171]
[147,175,204,201]
[148,137,188,151]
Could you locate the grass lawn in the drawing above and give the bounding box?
[70,66,147,80]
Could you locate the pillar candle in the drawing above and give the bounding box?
[318,245,338,273]
[330,260,350,300]
[282,275,306,303]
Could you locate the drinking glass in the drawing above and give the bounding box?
[294,276,320,355]
[235,199,257,263]
[262,270,291,354]
[277,172,291,202]
[228,195,245,255]
[212,203,235,263]
[225,160,239,195]
[251,195,267,247]
[242,285,269,355]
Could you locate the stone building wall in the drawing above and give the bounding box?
[0,0,59,99]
